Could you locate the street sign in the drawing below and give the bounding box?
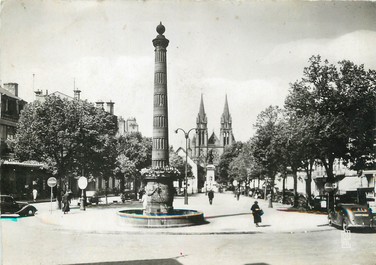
[324,182,337,192]
[47,177,57,188]
[78,176,88,189]
[47,177,57,214]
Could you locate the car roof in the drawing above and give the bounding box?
[338,203,368,208]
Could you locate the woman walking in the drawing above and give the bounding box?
[251,201,262,227]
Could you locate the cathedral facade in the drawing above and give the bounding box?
[188,94,235,167]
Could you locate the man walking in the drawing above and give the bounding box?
[208,190,214,205]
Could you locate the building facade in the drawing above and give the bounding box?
[1,83,49,200]
[0,83,27,159]
[117,117,139,135]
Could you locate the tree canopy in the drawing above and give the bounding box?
[14,95,118,187]
[115,132,152,191]
[285,55,376,182]
[217,141,244,184]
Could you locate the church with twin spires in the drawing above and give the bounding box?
[188,94,235,167]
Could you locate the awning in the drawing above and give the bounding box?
[2,160,45,168]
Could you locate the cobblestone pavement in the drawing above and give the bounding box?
[34,192,331,234]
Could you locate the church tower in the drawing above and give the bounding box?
[193,94,208,161]
[220,95,234,147]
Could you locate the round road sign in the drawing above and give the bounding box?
[47,177,57,188]
[78,177,88,189]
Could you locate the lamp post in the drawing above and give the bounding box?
[175,127,196,205]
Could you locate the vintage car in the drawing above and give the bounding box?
[328,203,374,230]
[1,195,37,217]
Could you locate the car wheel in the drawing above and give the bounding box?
[328,217,332,226]
[27,209,35,216]
[342,218,349,231]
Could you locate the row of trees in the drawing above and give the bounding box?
[217,56,376,208]
[12,95,188,197]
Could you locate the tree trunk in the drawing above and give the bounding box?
[105,180,108,205]
[120,176,125,193]
[292,168,298,208]
[268,177,274,208]
[282,175,286,204]
[322,156,335,211]
[305,159,314,208]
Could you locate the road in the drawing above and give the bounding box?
[1,210,375,265]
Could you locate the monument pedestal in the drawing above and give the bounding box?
[144,178,174,215]
[205,164,218,192]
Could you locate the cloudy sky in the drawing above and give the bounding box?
[1,0,376,149]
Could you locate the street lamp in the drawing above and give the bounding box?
[175,127,196,205]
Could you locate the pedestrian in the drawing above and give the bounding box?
[57,188,63,209]
[32,188,38,202]
[138,189,144,200]
[141,192,148,214]
[251,201,263,227]
[208,190,214,205]
[62,191,71,214]
[236,189,241,201]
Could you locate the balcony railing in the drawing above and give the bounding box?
[1,113,19,122]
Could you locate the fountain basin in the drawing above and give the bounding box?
[118,209,206,228]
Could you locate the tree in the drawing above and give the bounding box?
[115,132,152,194]
[275,112,313,207]
[114,154,138,192]
[228,141,255,194]
[169,148,192,190]
[285,55,376,209]
[250,106,284,208]
[14,95,117,191]
[217,141,244,184]
[285,55,376,183]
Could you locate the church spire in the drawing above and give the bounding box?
[195,93,208,148]
[221,94,231,124]
[197,93,207,125]
[220,94,233,147]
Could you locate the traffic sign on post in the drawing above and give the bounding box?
[47,177,57,214]
[78,177,88,211]
[78,177,88,189]
[47,177,57,187]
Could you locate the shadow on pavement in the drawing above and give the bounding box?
[206,212,250,219]
[257,224,271,227]
[244,263,270,265]
[65,258,182,265]
[347,228,376,234]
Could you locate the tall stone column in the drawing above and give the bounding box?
[144,22,174,215]
[152,22,169,168]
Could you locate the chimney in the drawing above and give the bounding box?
[73,88,81,100]
[4,83,18,97]
[106,101,115,115]
[96,100,104,110]
[34,89,43,101]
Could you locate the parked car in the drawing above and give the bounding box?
[86,191,100,205]
[313,195,328,211]
[121,190,137,202]
[328,203,375,231]
[1,195,37,217]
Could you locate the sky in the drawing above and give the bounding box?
[1,0,376,149]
